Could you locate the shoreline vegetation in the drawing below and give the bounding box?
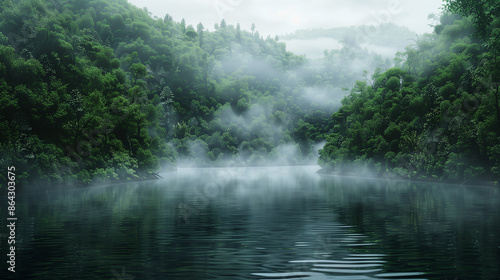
[318,1,500,185]
[0,0,498,188]
[317,168,498,188]
[17,167,177,193]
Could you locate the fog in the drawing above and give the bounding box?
[126,0,444,169]
[168,21,395,167]
[282,38,343,59]
[283,38,402,60]
[129,0,443,37]
[174,101,325,168]
[299,86,345,111]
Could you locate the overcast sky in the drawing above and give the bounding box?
[128,0,444,36]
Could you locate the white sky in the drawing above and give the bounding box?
[128,0,445,36]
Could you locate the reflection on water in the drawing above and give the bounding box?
[320,175,500,280]
[0,166,499,279]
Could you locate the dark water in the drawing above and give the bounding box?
[1,166,499,279]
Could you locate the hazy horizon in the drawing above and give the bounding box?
[128,0,444,37]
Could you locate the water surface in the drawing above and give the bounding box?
[1,166,499,279]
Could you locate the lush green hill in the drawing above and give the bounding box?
[1,0,497,188]
[319,2,500,184]
[0,0,371,187]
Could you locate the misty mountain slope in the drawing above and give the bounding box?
[0,0,389,186]
[319,9,500,184]
[281,23,418,58]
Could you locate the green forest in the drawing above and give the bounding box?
[319,0,500,184]
[0,0,498,187]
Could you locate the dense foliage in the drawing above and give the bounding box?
[319,1,500,184]
[0,0,385,187]
[1,0,497,187]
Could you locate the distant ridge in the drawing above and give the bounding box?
[281,23,418,50]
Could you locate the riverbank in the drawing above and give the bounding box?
[316,168,498,188]
[10,168,177,194]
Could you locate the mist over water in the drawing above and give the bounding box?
[2,1,499,279]
[3,166,499,279]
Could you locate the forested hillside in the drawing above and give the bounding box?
[1,0,498,187]
[319,0,500,184]
[0,0,385,187]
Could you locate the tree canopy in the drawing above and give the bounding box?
[0,0,498,188]
[319,6,500,184]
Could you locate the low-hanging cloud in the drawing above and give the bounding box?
[129,0,443,37]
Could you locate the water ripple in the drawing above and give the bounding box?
[254,226,426,280]
[312,268,383,274]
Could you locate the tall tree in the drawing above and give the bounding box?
[164,13,173,22]
[236,23,241,42]
[180,18,186,33]
[130,62,147,85]
[197,22,204,47]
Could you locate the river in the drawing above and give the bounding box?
[1,166,499,279]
